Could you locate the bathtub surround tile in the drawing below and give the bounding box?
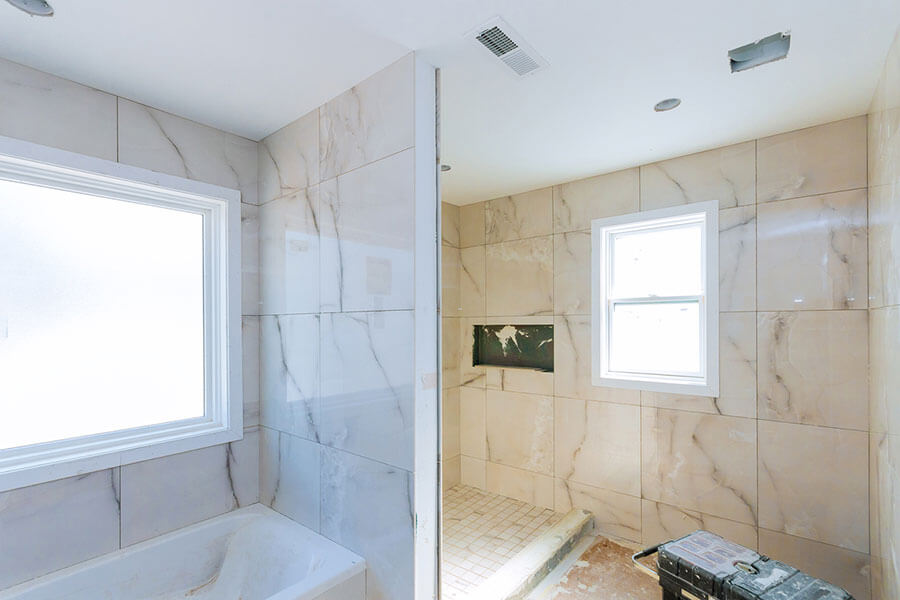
[485,188,553,243]
[460,456,487,489]
[485,390,553,474]
[0,468,120,589]
[758,420,868,552]
[459,386,486,459]
[719,206,756,312]
[640,141,756,210]
[442,202,460,248]
[241,203,261,315]
[554,231,591,315]
[554,479,641,543]
[757,116,867,203]
[458,246,485,316]
[485,462,554,509]
[459,201,486,247]
[641,500,758,550]
[486,236,553,316]
[242,316,260,427]
[553,168,640,233]
[757,190,867,310]
[259,428,321,532]
[258,109,319,204]
[442,387,460,460]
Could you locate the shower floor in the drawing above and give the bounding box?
[441,484,564,599]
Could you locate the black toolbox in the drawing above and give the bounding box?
[631,530,854,600]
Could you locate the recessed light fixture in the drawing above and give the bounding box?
[441,164,452,172]
[654,98,681,112]
[4,0,53,16]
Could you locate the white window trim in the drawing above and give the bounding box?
[591,200,719,397]
[0,135,243,492]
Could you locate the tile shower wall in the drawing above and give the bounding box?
[443,202,462,489]
[0,58,260,589]
[445,116,872,598]
[868,25,900,600]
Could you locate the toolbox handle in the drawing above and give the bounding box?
[631,544,661,581]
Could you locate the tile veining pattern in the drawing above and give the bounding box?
[444,116,871,599]
[442,484,563,599]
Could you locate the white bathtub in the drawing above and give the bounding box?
[0,505,365,600]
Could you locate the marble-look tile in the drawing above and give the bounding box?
[868,184,900,308]
[641,142,756,210]
[442,387,460,459]
[320,150,415,312]
[719,206,756,312]
[258,110,318,205]
[758,420,868,552]
[485,390,553,474]
[259,427,321,532]
[319,311,414,471]
[458,246,485,316]
[642,408,757,525]
[320,447,414,600]
[554,231,591,315]
[641,500,758,549]
[441,245,460,314]
[757,116,867,203]
[319,54,414,180]
[485,236,553,316]
[121,433,258,546]
[241,203,260,315]
[554,398,640,496]
[757,311,868,430]
[459,318,486,388]
[485,462,554,510]
[0,469,120,589]
[117,98,258,205]
[460,456,487,490]
[485,367,553,396]
[459,387,486,459]
[443,456,462,491]
[757,190,867,310]
[442,202,460,248]
[459,202,486,248]
[870,307,900,435]
[554,479,641,543]
[553,168,640,233]
[241,316,260,427]
[442,317,461,389]
[868,32,900,190]
[759,529,870,600]
[485,188,553,243]
[870,433,900,600]
[260,314,320,440]
[0,57,117,161]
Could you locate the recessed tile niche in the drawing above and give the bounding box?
[472,324,553,372]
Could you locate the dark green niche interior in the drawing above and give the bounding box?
[472,324,553,372]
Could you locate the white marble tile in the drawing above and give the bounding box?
[642,408,757,525]
[641,500,758,549]
[459,386,486,460]
[553,168,640,233]
[121,432,258,546]
[259,427,321,532]
[460,456,487,490]
[485,462,554,510]
[0,469,120,589]
[320,447,414,600]
[868,183,900,309]
[554,479,641,543]
[485,390,553,474]
[442,202,460,248]
[459,202,485,248]
[758,420,868,552]
[260,314,320,440]
[719,206,756,312]
[319,54,414,180]
[485,188,553,243]
[757,311,868,430]
[442,387,460,459]
[0,57,117,161]
[258,109,318,205]
[241,316,260,427]
[458,246,485,316]
[117,98,258,205]
[241,203,261,315]
[485,367,553,396]
[441,245,460,315]
[554,398,640,495]
[870,307,900,436]
[485,236,553,316]
[757,190,867,310]
[320,150,415,312]
[319,311,414,471]
[442,317,461,389]
[640,142,756,210]
[554,231,591,315]
[757,116,867,203]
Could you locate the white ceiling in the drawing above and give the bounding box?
[0,1,898,204]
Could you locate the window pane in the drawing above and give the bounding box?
[609,301,701,376]
[610,223,702,298]
[0,179,205,450]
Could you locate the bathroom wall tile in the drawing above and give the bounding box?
[459,318,486,388]
[320,150,415,312]
[441,202,460,248]
[459,386,486,459]
[485,367,553,396]
[870,307,900,435]
[554,479,641,543]
[442,387,460,459]
[242,316,260,427]
[757,311,868,430]
[460,456,486,490]
[259,428,321,532]
[485,462,554,510]
[442,317,461,389]
[258,185,320,315]
[485,390,553,474]
[553,168,640,233]
[258,109,318,205]
[241,202,261,315]
[758,420,868,552]
[757,116,867,203]
[260,314,320,440]
[757,190,867,310]
[459,202,486,247]
[441,245,460,314]
[641,500,758,549]
[642,408,757,525]
[0,58,117,161]
[759,529,870,600]
[443,456,461,491]
[458,246,485,316]
[485,188,553,243]
[555,398,640,496]
[869,184,900,308]
[320,447,414,600]
[554,231,591,315]
[117,98,258,205]
[485,236,553,316]
[121,433,258,546]
[719,205,756,312]
[0,469,120,589]
[319,311,414,471]
[641,141,756,210]
[319,54,414,180]
[870,433,900,600]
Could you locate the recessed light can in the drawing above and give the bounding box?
[654,98,681,112]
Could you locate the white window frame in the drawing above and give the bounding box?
[591,201,718,397]
[0,135,243,492]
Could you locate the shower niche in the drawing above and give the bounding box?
[472,324,553,372]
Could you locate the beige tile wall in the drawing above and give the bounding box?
[441,115,872,598]
[442,202,462,489]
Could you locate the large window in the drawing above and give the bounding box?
[591,201,718,396]
[0,137,242,491]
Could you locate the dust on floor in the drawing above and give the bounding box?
[543,538,659,600]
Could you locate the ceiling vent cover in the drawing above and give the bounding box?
[471,18,548,77]
[729,32,791,73]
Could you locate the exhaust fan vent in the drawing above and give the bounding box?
[471,18,548,77]
[729,32,791,73]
